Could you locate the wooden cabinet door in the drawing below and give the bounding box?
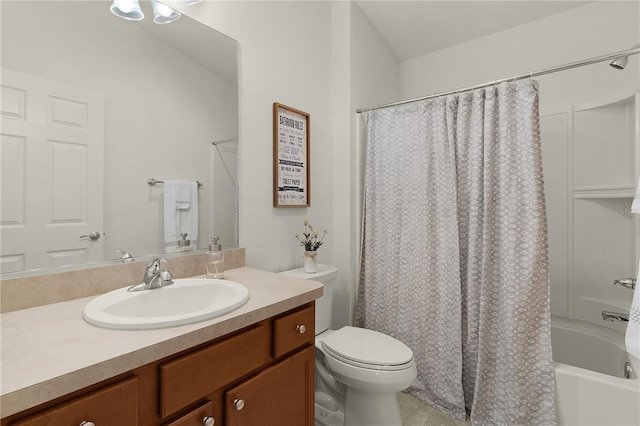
[10,377,137,426]
[225,346,314,426]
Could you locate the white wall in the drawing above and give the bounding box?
[10,0,633,329]
[2,0,397,326]
[350,3,400,113]
[176,1,334,273]
[178,1,398,328]
[329,2,400,327]
[330,1,354,328]
[398,1,639,328]
[399,1,639,114]
[10,0,630,329]
[1,1,237,261]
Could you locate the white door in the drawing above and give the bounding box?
[1,69,104,273]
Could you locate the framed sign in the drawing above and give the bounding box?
[273,103,310,207]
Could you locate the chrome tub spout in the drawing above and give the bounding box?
[601,311,629,322]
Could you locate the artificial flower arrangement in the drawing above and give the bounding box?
[294,218,328,251]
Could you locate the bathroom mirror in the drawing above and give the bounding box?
[0,1,238,276]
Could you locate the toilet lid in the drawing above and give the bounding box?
[321,326,413,369]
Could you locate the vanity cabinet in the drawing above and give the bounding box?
[3,303,315,426]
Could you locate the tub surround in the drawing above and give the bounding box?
[551,316,640,425]
[0,248,245,313]
[0,265,323,419]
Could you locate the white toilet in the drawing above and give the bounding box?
[280,264,417,426]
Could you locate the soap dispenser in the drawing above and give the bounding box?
[176,233,191,252]
[206,236,224,279]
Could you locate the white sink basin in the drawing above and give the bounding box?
[83,278,249,330]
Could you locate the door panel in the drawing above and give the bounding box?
[0,69,104,273]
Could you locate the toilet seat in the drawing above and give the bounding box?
[320,326,414,371]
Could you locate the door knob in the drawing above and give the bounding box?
[234,398,245,411]
[202,416,215,426]
[80,231,101,241]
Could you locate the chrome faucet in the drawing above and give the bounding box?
[128,258,174,292]
[115,248,134,262]
[601,311,629,322]
[613,278,636,290]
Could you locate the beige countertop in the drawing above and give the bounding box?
[0,267,323,418]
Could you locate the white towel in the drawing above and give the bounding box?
[626,261,640,359]
[163,180,198,253]
[632,175,640,214]
[174,181,191,210]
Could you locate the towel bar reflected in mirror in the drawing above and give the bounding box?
[148,178,203,188]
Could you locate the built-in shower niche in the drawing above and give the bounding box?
[542,91,638,333]
[573,93,636,194]
[572,92,637,333]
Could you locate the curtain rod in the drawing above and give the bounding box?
[356,46,640,114]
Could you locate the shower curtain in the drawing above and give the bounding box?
[354,81,556,425]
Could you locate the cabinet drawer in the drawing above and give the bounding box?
[10,376,138,426]
[160,324,270,418]
[163,401,214,426]
[272,305,315,358]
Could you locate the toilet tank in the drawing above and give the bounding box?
[279,264,338,335]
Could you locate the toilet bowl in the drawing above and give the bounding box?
[317,326,417,426]
[280,265,416,426]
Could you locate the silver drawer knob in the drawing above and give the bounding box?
[296,324,306,334]
[80,422,95,426]
[234,398,245,411]
[202,416,215,426]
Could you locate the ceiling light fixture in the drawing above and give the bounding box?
[151,0,181,24]
[110,0,195,25]
[110,0,144,21]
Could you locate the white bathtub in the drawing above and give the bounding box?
[552,316,640,426]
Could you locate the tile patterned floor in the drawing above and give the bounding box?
[397,392,470,426]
